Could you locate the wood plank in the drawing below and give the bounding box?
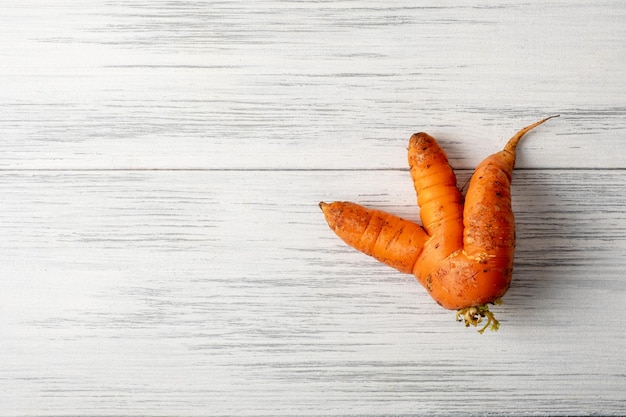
[2,170,625,415]
[2,1,625,415]
[1,1,625,169]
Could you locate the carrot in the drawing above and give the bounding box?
[320,116,558,333]
[319,202,429,274]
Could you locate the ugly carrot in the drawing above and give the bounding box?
[320,116,558,332]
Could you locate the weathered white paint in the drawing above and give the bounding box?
[1,1,625,171]
[1,1,625,416]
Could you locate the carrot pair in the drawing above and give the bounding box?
[320,116,558,332]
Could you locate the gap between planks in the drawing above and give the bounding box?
[0,167,624,173]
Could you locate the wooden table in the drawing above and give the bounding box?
[2,2,625,415]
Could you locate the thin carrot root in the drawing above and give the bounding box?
[504,115,560,154]
[456,300,502,333]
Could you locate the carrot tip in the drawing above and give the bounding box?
[504,115,560,154]
[456,302,500,333]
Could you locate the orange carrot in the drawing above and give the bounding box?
[320,116,558,332]
[319,202,428,274]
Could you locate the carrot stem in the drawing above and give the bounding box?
[456,302,501,333]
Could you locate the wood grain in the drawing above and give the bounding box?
[1,1,625,170]
[1,1,625,416]
[2,170,625,415]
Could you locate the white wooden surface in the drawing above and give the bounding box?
[1,1,625,415]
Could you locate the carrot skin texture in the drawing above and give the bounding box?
[320,116,558,314]
[445,115,560,308]
[424,252,512,309]
[408,133,464,238]
[319,201,428,274]
[408,133,464,278]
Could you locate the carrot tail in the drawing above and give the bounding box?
[463,116,559,268]
[319,201,428,274]
[504,115,560,156]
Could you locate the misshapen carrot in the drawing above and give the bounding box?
[320,116,558,333]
